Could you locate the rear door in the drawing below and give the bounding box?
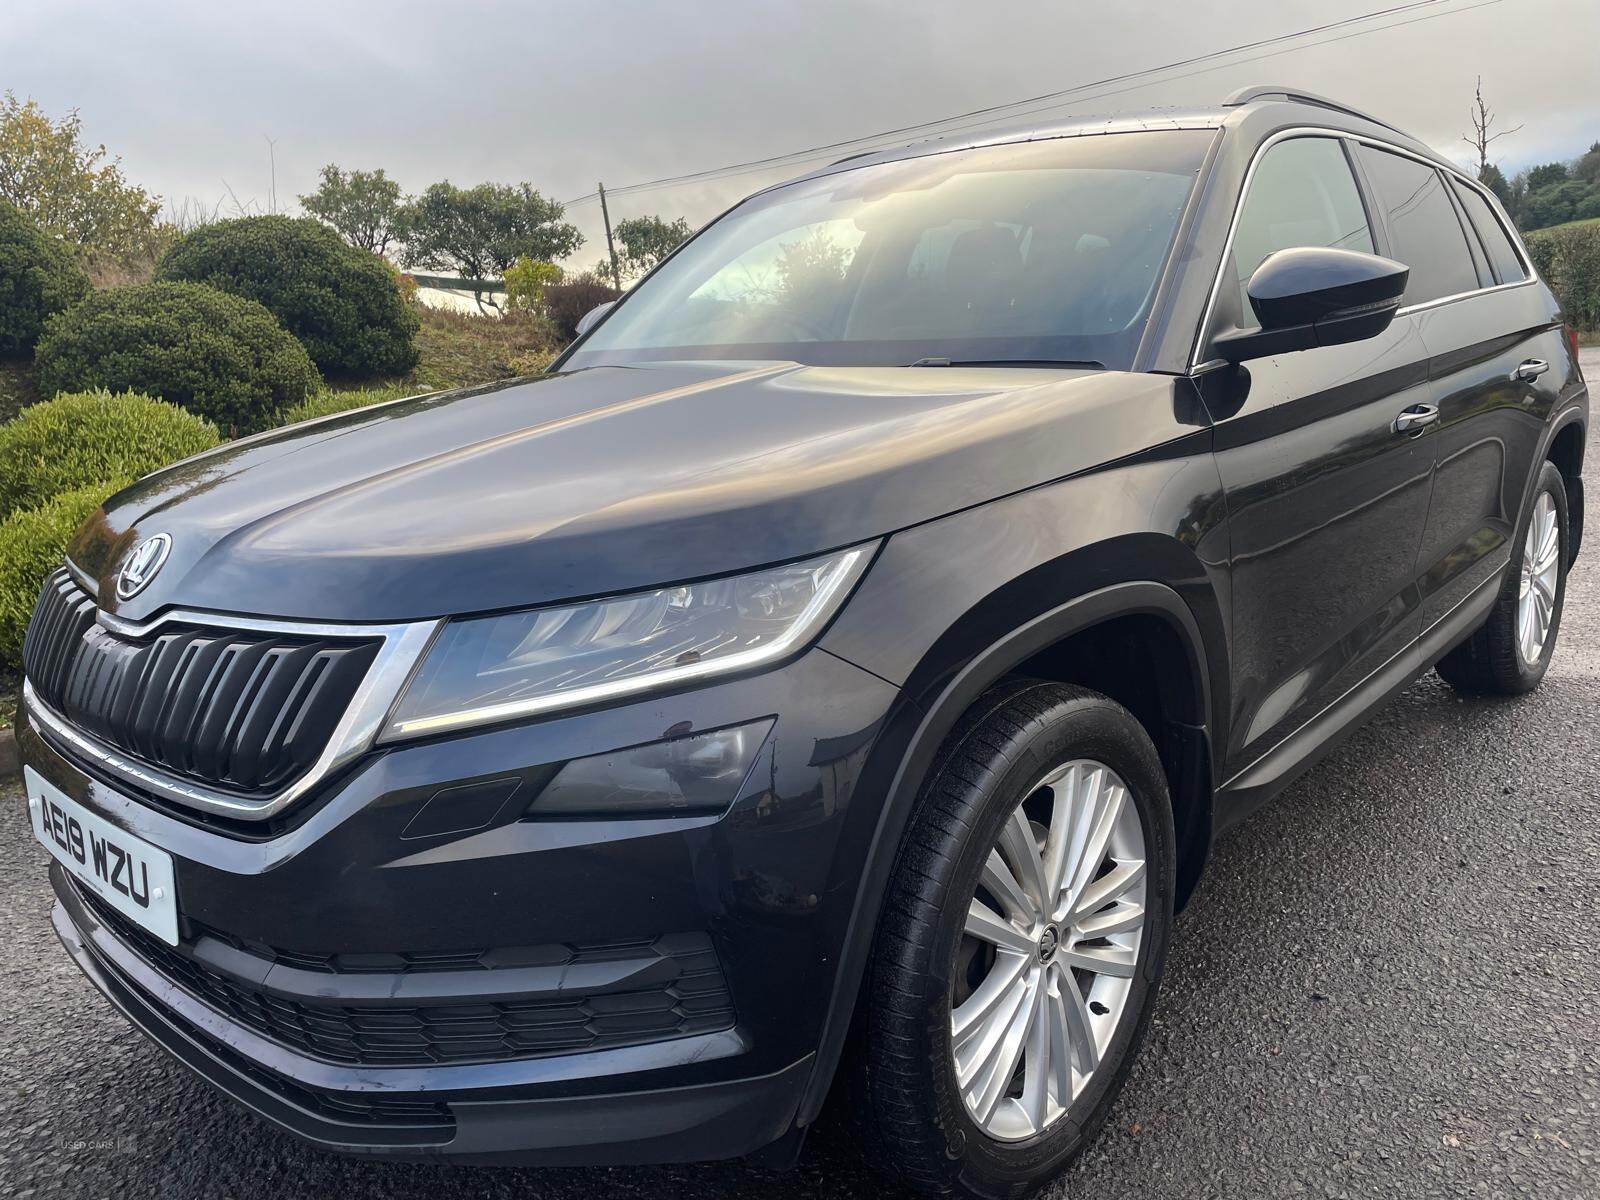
[1195,134,1435,776]
[1351,144,1565,629]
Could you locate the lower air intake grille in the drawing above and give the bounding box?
[80,889,737,1068]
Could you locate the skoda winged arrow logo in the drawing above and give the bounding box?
[117,533,172,600]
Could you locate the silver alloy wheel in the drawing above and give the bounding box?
[1517,491,1560,668]
[951,760,1147,1141]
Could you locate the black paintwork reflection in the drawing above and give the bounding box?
[80,362,1184,624]
[18,644,898,1085]
[1412,284,1567,626]
[1199,314,1435,768]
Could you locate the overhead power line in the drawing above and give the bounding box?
[561,0,1501,209]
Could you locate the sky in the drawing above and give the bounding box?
[5,0,1596,272]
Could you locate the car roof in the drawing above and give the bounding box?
[782,84,1466,190]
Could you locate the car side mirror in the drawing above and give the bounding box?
[1213,247,1409,364]
[575,301,615,338]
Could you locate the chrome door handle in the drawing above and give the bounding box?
[1512,359,1550,382]
[1393,403,1439,435]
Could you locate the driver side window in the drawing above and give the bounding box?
[1228,138,1375,330]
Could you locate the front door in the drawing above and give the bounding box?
[1194,134,1435,778]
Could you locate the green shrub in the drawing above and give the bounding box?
[507,347,558,375]
[280,382,422,425]
[0,199,89,358]
[0,480,124,668]
[410,304,558,390]
[157,215,420,377]
[0,361,39,423]
[0,389,220,517]
[1526,229,1559,281]
[1527,222,1600,331]
[504,257,563,312]
[34,281,320,433]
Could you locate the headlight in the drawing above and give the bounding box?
[382,545,874,740]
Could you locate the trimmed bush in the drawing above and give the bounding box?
[157,216,420,377]
[544,272,621,342]
[35,281,320,433]
[0,480,125,668]
[0,389,220,517]
[1526,229,1558,282]
[1526,221,1600,331]
[280,382,421,426]
[0,200,90,359]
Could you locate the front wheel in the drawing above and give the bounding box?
[851,681,1175,1199]
[1437,459,1569,695]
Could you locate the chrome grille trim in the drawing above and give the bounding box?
[22,573,439,822]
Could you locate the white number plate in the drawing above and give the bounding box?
[26,767,179,945]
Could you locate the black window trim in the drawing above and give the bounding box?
[1447,173,1531,287]
[1444,178,1496,289]
[1190,125,1537,371]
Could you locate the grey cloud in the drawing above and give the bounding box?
[4,0,1594,264]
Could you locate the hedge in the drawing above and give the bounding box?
[34,281,321,433]
[0,389,220,518]
[0,480,125,668]
[0,200,90,359]
[157,216,420,377]
[544,273,621,341]
[1526,221,1600,331]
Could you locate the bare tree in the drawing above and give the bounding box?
[1462,76,1521,176]
[264,136,278,215]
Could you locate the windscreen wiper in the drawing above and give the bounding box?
[906,357,1105,369]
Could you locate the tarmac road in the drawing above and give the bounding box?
[3,350,1597,1199]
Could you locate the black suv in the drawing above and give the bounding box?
[17,86,1588,1197]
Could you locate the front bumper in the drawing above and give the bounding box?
[51,870,811,1163]
[20,645,899,1163]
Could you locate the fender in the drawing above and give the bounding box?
[798,577,1215,1127]
[1536,394,1588,563]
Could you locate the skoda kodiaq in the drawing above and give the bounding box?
[18,86,1587,1197]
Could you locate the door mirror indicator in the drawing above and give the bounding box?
[1213,247,1410,364]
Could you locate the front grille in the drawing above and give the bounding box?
[23,570,380,796]
[80,890,737,1068]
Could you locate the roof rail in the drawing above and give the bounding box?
[1221,84,1404,135]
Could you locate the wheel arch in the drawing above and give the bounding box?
[798,569,1221,1128]
[1545,410,1585,564]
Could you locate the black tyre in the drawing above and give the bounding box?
[852,681,1175,1199]
[1437,460,1569,696]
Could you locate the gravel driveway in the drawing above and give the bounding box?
[3,349,1597,1200]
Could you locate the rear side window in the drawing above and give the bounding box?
[1452,181,1528,284]
[1228,137,1374,329]
[1355,146,1479,306]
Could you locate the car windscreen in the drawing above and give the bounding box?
[563,128,1213,372]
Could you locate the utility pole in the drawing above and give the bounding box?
[597,182,621,291]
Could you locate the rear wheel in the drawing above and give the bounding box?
[852,681,1174,1199]
[1438,460,1569,695]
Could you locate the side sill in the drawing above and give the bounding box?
[1214,570,1501,830]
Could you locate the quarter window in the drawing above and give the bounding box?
[1452,181,1528,284]
[1227,137,1374,330]
[1355,146,1480,306]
